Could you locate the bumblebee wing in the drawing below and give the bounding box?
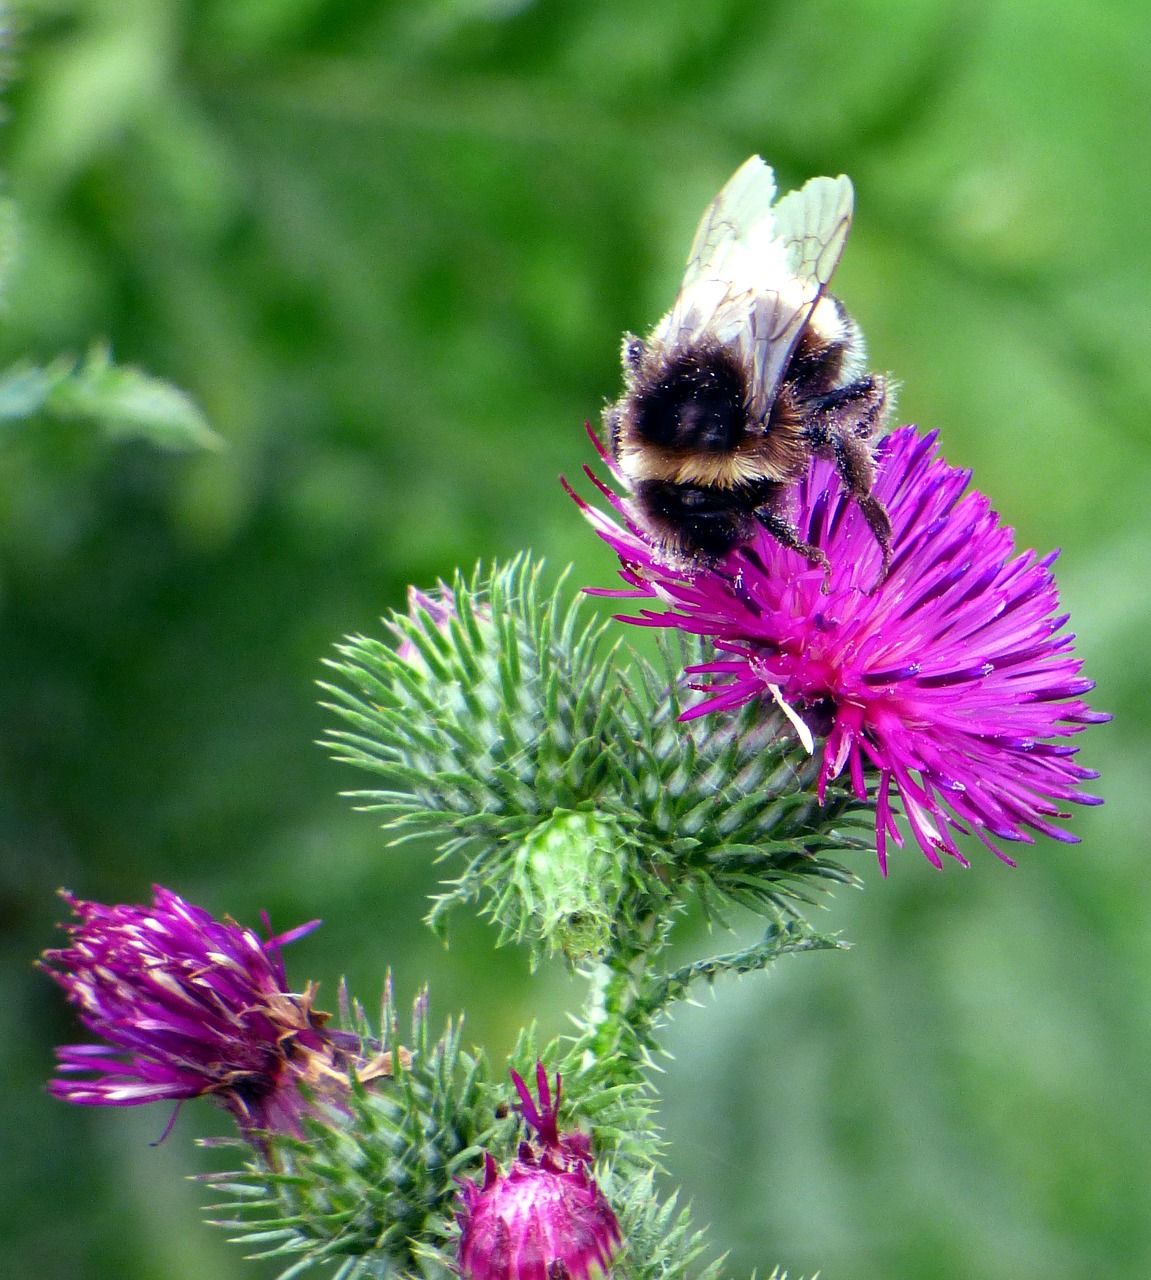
[661,157,780,345]
[657,159,854,420]
[679,157,779,297]
[749,173,854,414]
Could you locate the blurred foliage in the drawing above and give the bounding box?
[1,1,1146,1279]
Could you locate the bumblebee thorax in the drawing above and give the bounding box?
[627,343,751,454]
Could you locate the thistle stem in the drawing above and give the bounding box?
[581,957,651,1072]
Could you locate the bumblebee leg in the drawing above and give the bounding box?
[824,432,892,589]
[803,377,892,589]
[804,374,889,446]
[854,489,893,586]
[621,333,646,376]
[753,507,832,589]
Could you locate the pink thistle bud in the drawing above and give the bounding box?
[457,1065,620,1280]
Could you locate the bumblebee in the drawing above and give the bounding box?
[604,157,893,579]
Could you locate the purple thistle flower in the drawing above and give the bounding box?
[457,1064,620,1280]
[568,424,1107,873]
[40,886,355,1139]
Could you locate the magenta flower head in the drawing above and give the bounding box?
[457,1064,620,1280]
[40,885,352,1139]
[569,425,1107,873]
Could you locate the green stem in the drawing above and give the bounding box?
[640,921,847,1022]
[583,959,648,1065]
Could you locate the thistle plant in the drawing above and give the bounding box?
[37,402,1106,1279]
[32,141,1108,1276]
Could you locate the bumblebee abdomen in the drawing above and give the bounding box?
[634,478,757,559]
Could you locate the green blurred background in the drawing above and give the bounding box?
[2,1,1147,1277]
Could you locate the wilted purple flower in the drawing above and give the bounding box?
[457,1064,620,1280]
[569,425,1107,872]
[41,886,354,1139]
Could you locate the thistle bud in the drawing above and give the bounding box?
[516,811,626,961]
[457,1064,620,1280]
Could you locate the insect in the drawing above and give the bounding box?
[604,156,893,583]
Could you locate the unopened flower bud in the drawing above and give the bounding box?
[457,1065,620,1280]
[516,811,626,960]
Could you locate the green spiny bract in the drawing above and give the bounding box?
[609,640,871,920]
[602,1169,820,1280]
[202,989,509,1280]
[603,1170,724,1280]
[322,556,873,964]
